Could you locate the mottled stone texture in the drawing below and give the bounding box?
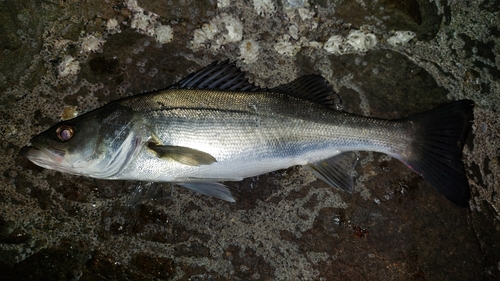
[1,0,499,280]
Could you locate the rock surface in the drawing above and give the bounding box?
[1,0,499,280]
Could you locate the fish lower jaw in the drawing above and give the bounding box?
[21,147,62,169]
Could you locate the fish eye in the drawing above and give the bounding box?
[55,125,75,141]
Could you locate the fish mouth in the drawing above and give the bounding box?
[20,146,66,170]
[20,146,37,159]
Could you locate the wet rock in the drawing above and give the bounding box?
[0,0,499,280]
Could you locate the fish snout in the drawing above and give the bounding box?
[20,146,38,159]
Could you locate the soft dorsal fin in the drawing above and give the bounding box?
[271,75,341,109]
[169,60,265,92]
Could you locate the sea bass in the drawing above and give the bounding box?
[21,61,474,206]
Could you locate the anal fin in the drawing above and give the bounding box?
[306,152,358,192]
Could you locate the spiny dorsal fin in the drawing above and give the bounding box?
[271,75,341,109]
[169,60,264,92]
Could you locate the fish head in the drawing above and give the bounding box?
[21,103,146,178]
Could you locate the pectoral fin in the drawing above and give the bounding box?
[147,142,217,166]
[306,152,358,192]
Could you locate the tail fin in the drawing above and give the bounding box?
[402,100,474,207]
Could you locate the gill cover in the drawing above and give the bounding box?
[23,103,146,178]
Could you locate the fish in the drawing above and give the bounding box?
[20,61,474,206]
